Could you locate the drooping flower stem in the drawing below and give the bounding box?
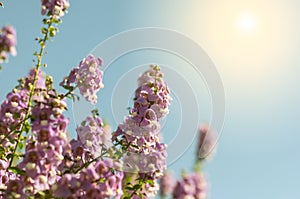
[7,17,55,169]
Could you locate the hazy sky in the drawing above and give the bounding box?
[1,1,300,198]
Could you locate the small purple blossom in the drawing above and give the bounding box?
[41,0,70,18]
[25,68,46,90]
[4,179,27,199]
[0,25,17,63]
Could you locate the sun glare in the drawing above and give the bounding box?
[237,14,256,33]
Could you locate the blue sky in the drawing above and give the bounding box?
[1,1,300,198]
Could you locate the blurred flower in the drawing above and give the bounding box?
[160,171,176,197]
[197,123,217,161]
[0,25,17,63]
[173,172,207,199]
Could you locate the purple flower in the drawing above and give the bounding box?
[197,123,217,160]
[16,86,70,195]
[61,54,104,104]
[112,65,172,197]
[0,69,46,149]
[25,68,46,91]
[0,159,16,192]
[53,159,124,199]
[173,172,207,199]
[0,25,17,63]
[4,179,27,199]
[0,89,28,127]
[0,89,28,149]
[52,174,82,198]
[76,114,111,157]
[160,171,176,196]
[41,0,69,18]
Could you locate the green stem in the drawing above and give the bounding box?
[194,159,203,174]
[7,18,54,169]
[61,85,78,99]
[74,149,107,174]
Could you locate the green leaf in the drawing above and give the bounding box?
[99,178,105,183]
[36,191,46,197]
[49,29,56,37]
[41,27,47,34]
[33,51,39,56]
[136,192,144,198]
[146,179,154,186]
[133,184,142,190]
[49,26,57,37]
[8,167,25,175]
[0,146,5,158]
[6,153,17,160]
[18,141,25,150]
[125,186,135,191]
[23,121,31,133]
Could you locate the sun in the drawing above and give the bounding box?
[237,14,256,33]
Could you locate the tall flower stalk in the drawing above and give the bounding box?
[5,3,68,171]
[112,65,172,198]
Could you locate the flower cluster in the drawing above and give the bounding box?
[41,0,70,18]
[0,159,16,191]
[0,25,17,63]
[24,68,47,91]
[0,89,28,148]
[10,92,69,196]
[135,65,171,119]
[173,172,207,199]
[57,113,110,175]
[53,159,123,199]
[61,54,104,105]
[112,65,172,198]
[76,114,111,158]
[0,69,49,197]
[0,68,68,198]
